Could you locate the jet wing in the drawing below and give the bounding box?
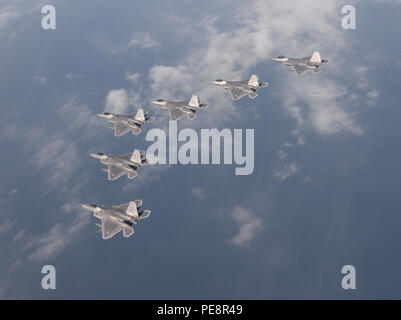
[292,65,309,76]
[168,107,186,121]
[127,170,138,179]
[229,87,248,100]
[101,218,123,239]
[108,164,126,181]
[114,121,132,137]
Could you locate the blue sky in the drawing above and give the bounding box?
[0,0,400,299]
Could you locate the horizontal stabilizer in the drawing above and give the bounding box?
[146,116,156,123]
[199,103,209,109]
[127,170,137,179]
[123,226,134,237]
[187,112,197,120]
[139,210,151,220]
[131,126,142,135]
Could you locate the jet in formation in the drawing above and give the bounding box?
[151,95,208,121]
[82,200,151,239]
[98,108,155,137]
[211,74,268,100]
[272,51,328,76]
[90,149,147,181]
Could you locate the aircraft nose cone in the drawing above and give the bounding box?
[82,204,92,211]
[90,153,105,159]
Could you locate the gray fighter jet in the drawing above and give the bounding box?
[90,149,147,181]
[272,51,328,76]
[82,200,151,239]
[98,108,155,137]
[151,95,208,121]
[211,74,268,100]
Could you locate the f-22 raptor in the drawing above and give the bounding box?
[98,108,155,136]
[82,200,151,239]
[272,51,328,76]
[151,95,208,121]
[90,149,147,181]
[211,74,268,100]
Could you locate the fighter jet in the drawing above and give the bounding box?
[272,51,328,76]
[82,200,151,239]
[90,149,147,181]
[151,95,208,121]
[211,74,268,100]
[98,108,155,137]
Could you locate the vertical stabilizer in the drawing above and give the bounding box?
[134,108,146,122]
[310,51,322,63]
[130,149,142,164]
[188,95,200,108]
[248,74,260,87]
[126,201,139,218]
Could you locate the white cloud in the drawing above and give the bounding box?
[33,75,47,84]
[30,133,82,186]
[0,218,16,236]
[65,73,82,80]
[126,32,160,50]
[61,98,103,139]
[13,230,25,242]
[275,163,300,181]
[105,89,130,114]
[280,78,364,136]
[230,207,264,247]
[191,187,207,199]
[27,204,90,263]
[9,188,18,197]
[144,0,370,134]
[123,164,168,193]
[125,72,141,84]
[365,89,380,107]
[0,6,19,29]
[108,32,160,55]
